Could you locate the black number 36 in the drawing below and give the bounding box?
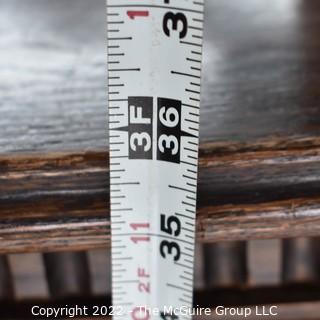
[163,12,188,39]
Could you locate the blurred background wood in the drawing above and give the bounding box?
[203,242,248,287]
[43,252,91,298]
[282,238,320,284]
[0,256,14,300]
[248,240,281,286]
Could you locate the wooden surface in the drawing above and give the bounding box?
[1,0,320,250]
[1,0,320,151]
[1,138,320,252]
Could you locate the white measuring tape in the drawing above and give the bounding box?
[107,1,204,319]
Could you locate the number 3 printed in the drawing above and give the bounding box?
[163,12,188,39]
[158,134,179,155]
[160,240,181,261]
[130,132,152,152]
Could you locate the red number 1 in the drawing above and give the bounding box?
[127,10,149,20]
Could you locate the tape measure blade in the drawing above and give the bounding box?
[107,1,204,319]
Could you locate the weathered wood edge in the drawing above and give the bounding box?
[0,136,320,253]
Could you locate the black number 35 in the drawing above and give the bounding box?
[163,12,188,39]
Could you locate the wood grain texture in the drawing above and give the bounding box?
[1,0,320,153]
[1,0,320,253]
[0,0,108,154]
[0,136,319,253]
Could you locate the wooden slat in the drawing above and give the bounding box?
[8,253,48,299]
[248,239,281,286]
[0,136,320,253]
[87,249,111,296]
[0,256,14,300]
[43,252,92,298]
[282,238,320,283]
[203,242,247,287]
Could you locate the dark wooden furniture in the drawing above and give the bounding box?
[1,0,320,318]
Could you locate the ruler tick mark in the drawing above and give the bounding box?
[167,283,193,293]
[181,252,193,259]
[110,156,129,159]
[171,70,200,79]
[193,18,204,23]
[186,88,201,94]
[109,68,140,72]
[108,37,133,41]
[184,147,198,153]
[109,98,128,102]
[182,174,197,181]
[186,182,197,188]
[175,212,195,220]
[182,201,196,208]
[189,25,203,31]
[108,21,124,24]
[112,182,140,185]
[112,208,133,212]
[181,160,197,167]
[182,103,199,109]
[180,40,202,48]
[169,185,196,194]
